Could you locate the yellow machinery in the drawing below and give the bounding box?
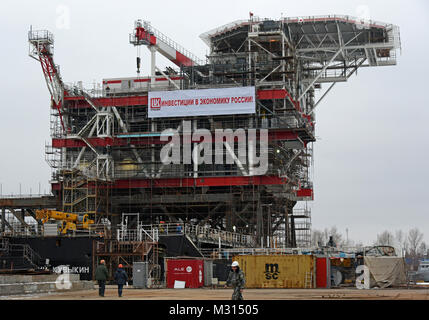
[35,209,95,234]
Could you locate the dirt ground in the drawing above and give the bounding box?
[4,286,429,300]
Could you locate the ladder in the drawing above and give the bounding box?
[304,271,313,288]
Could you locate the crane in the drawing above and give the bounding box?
[35,209,94,235]
[28,28,67,133]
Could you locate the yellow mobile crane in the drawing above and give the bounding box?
[35,209,95,234]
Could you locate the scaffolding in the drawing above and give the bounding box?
[93,238,161,285]
[61,169,111,225]
[27,14,400,249]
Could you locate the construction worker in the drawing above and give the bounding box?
[159,221,165,234]
[95,259,108,297]
[225,261,245,300]
[114,264,128,297]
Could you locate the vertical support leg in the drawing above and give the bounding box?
[151,122,156,176]
[21,208,25,225]
[1,207,5,233]
[193,120,198,178]
[267,205,271,248]
[225,203,232,232]
[256,201,263,247]
[150,46,156,85]
[248,36,252,86]
[92,241,96,280]
[290,215,296,248]
[285,206,290,248]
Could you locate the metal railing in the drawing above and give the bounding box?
[200,15,395,46]
[1,217,38,236]
[117,225,159,242]
[220,245,397,258]
[0,193,53,199]
[282,14,392,29]
[141,21,205,66]
[116,222,255,247]
[198,245,374,258]
[292,208,312,217]
[28,30,54,43]
[200,19,249,45]
[155,223,255,247]
[183,224,255,247]
[102,80,183,95]
[64,82,104,98]
[199,247,312,258]
[6,243,43,268]
[22,244,43,267]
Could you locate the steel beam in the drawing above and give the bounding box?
[0,196,57,208]
[1,207,5,233]
[1,210,14,233]
[298,31,363,101]
[7,207,30,229]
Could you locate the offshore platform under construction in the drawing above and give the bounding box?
[0,14,400,281]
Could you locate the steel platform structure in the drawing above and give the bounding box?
[20,14,400,248]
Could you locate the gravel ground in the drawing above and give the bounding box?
[3,286,429,300]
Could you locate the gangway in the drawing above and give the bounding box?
[129,20,205,81]
[117,222,256,248]
[130,20,204,67]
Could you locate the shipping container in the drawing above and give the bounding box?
[233,255,315,288]
[166,259,204,288]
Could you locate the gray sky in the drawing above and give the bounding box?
[0,0,428,245]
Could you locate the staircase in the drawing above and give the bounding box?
[0,240,43,271]
[93,239,157,282]
[145,244,165,287]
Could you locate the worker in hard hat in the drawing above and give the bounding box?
[225,261,245,300]
[114,264,128,297]
[95,259,108,297]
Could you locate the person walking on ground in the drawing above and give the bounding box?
[114,264,128,297]
[95,259,108,297]
[225,261,245,300]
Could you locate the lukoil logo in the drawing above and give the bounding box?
[150,97,161,110]
[186,266,192,273]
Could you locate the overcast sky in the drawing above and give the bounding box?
[0,0,428,245]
